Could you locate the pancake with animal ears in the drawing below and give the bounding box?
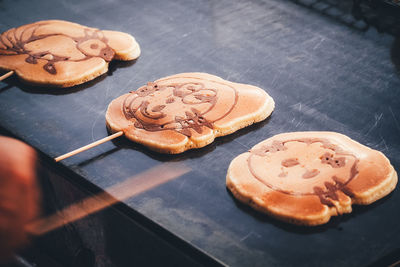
[106,72,275,153]
[0,20,140,87]
[226,131,397,226]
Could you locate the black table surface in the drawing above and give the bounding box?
[1,0,400,266]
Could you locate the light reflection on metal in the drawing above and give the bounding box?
[27,162,190,236]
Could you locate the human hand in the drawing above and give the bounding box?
[0,137,39,262]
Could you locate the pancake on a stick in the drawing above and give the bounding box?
[226,132,397,226]
[106,72,275,154]
[0,20,140,87]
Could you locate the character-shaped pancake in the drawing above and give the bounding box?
[227,132,397,226]
[106,73,275,153]
[0,20,140,87]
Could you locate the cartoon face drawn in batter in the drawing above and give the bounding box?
[123,79,238,137]
[248,138,359,205]
[0,20,139,84]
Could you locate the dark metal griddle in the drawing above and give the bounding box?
[1,0,400,266]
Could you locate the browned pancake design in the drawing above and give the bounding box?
[106,73,275,153]
[0,20,140,87]
[226,132,397,226]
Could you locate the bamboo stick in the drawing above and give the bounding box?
[55,131,123,162]
[0,70,14,81]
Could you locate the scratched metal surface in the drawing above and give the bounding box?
[1,0,400,266]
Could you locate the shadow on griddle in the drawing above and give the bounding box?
[106,116,272,163]
[108,58,138,76]
[0,82,13,93]
[390,38,400,75]
[0,58,138,95]
[227,187,395,234]
[76,147,122,168]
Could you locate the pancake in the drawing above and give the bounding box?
[226,131,397,226]
[0,20,140,87]
[106,72,275,153]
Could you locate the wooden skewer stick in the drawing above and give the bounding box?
[55,131,123,162]
[0,70,14,81]
[27,162,191,236]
